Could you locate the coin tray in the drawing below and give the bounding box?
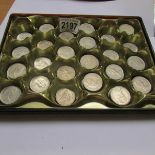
[0,13,155,114]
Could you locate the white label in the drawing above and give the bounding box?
[59,18,80,34]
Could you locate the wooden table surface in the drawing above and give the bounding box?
[0,0,15,24]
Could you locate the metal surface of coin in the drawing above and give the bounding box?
[0,86,22,104]
[79,37,97,49]
[12,46,30,59]
[109,86,131,105]
[101,35,116,43]
[119,24,134,35]
[17,32,32,41]
[56,88,75,106]
[123,43,138,52]
[132,76,151,94]
[37,40,53,50]
[30,76,50,93]
[80,54,99,69]
[79,23,95,34]
[7,63,27,79]
[57,46,75,60]
[34,57,52,70]
[105,64,124,81]
[103,50,119,61]
[59,32,74,42]
[82,73,103,92]
[57,66,75,81]
[39,24,54,33]
[127,56,145,70]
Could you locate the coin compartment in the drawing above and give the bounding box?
[3,40,32,58]
[127,70,155,108]
[117,19,141,34]
[0,56,28,80]
[77,35,99,51]
[101,60,129,81]
[55,28,76,44]
[52,58,79,82]
[101,44,125,62]
[24,68,53,99]
[98,20,120,45]
[78,70,104,93]
[0,79,26,106]
[77,50,102,71]
[8,17,35,41]
[31,31,55,51]
[122,34,146,50]
[78,17,101,30]
[28,15,58,32]
[130,69,155,95]
[50,78,83,107]
[54,39,79,59]
[77,17,100,37]
[28,47,55,71]
[125,52,153,71]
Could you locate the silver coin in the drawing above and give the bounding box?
[82,73,103,92]
[105,64,124,81]
[127,56,145,71]
[79,23,95,34]
[12,46,30,59]
[109,86,131,106]
[37,40,53,50]
[17,32,32,41]
[57,66,75,81]
[56,88,75,106]
[123,43,138,52]
[103,50,119,61]
[39,24,54,33]
[7,63,27,79]
[119,24,134,35]
[0,86,22,104]
[80,54,99,69]
[79,37,97,49]
[57,46,75,60]
[30,76,50,93]
[34,57,52,70]
[101,35,116,43]
[59,32,74,42]
[132,76,151,94]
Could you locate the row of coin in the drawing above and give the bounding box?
[16,31,139,50]
[16,21,135,36]
[0,73,152,106]
[40,22,135,36]
[6,58,145,81]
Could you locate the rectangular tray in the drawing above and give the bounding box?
[0,13,155,114]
